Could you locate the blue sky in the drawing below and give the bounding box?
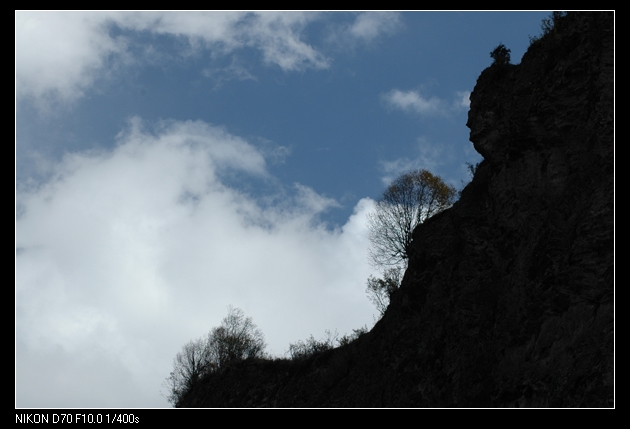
[16,11,551,407]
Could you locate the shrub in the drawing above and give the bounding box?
[287,330,337,360]
[529,11,568,45]
[490,43,511,65]
[337,326,368,347]
[366,267,402,317]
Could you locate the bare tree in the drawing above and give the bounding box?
[367,169,457,270]
[163,337,210,406]
[164,306,266,406]
[207,306,266,368]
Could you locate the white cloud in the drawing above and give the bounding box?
[324,12,402,49]
[15,11,127,106]
[245,12,330,71]
[383,89,446,115]
[383,88,472,117]
[15,11,331,107]
[348,12,402,42]
[454,90,471,109]
[113,11,330,71]
[15,118,378,407]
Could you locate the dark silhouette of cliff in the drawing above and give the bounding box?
[177,12,614,408]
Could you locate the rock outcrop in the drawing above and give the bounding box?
[178,12,614,407]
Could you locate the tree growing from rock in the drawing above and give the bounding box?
[367,169,457,270]
[164,337,210,406]
[164,306,266,406]
[490,43,511,65]
[207,306,266,368]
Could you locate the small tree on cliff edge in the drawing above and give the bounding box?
[490,43,511,65]
[164,306,266,406]
[164,337,209,406]
[367,169,457,271]
[207,306,266,368]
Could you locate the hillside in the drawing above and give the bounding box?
[177,12,614,408]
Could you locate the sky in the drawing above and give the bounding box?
[15,11,552,408]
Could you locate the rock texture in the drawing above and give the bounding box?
[178,12,614,408]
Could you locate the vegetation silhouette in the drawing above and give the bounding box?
[365,169,456,316]
[164,306,266,406]
[490,43,511,65]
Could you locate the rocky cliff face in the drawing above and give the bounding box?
[179,12,614,407]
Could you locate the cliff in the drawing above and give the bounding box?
[178,12,614,407]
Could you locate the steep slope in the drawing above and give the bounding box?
[178,12,614,407]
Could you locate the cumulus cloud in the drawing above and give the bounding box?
[15,118,378,407]
[15,11,127,106]
[15,11,330,106]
